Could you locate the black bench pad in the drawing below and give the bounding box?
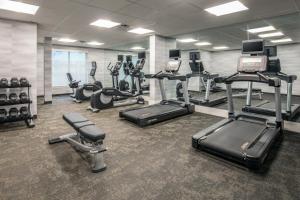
[79,125,106,142]
[63,113,89,124]
[63,113,105,142]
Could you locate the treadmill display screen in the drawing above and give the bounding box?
[90,61,97,76]
[118,55,123,62]
[264,46,277,57]
[138,52,146,59]
[169,49,181,58]
[189,52,200,60]
[126,55,132,62]
[242,40,264,54]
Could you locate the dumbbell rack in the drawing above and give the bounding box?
[0,84,35,128]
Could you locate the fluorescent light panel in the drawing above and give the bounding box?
[131,46,145,50]
[213,46,229,50]
[177,38,198,43]
[128,28,154,35]
[87,41,104,46]
[0,0,39,15]
[195,42,212,46]
[90,19,120,28]
[205,1,248,16]
[271,38,292,43]
[258,32,284,38]
[58,38,77,43]
[247,26,275,33]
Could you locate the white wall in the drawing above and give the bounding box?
[0,19,37,115]
[37,44,149,95]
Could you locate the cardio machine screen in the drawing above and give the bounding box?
[90,61,97,76]
[126,55,132,62]
[169,49,181,58]
[189,52,200,60]
[242,40,264,54]
[118,55,123,62]
[138,52,146,59]
[264,46,277,57]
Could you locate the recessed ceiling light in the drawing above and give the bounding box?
[204,1,248,16]
[247,26,276,33]
[87,41,104,46]
[177,38,198,43]
[90,19,120,28]
[131,46,145,50]
[195,42,212,46]
[258,32,284,38]
[213,46,229,50]
[271,38,292,43]
[58,38,77,43]
[128,28,154,35]
[0,0,39,15]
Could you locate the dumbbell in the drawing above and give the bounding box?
[20,77,29,87]
[0,78,8,87]
[0,94,7,105]
[19,107,29,118]
[19,92,29,103]
[10,77,20,87]
[8,107,19,120]
[9,93,18,103]
[0,109,7,122]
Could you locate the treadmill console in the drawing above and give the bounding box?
[238,56,267,73]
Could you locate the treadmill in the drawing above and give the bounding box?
[177,52,227,106]
[119,49,195,127]
[242,45,300,120]
[192,40,283,169]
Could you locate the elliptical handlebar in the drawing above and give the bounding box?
[106,62,113,72]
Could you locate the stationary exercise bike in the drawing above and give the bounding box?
[74,61,103,103]
[66,73,80,98]
[88,53,146,112]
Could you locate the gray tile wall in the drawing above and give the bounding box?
[0,19,37,115]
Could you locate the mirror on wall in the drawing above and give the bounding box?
[172,13,300,123]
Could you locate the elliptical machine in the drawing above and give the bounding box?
[119,55,134,92]
[74,61,103,103]
[88,53,146,112]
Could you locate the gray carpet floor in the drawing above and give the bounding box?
[0,96,299,200]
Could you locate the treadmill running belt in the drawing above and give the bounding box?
[123,104,185,119]
[202,120,267,157]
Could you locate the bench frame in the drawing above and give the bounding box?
[49,116,107,173]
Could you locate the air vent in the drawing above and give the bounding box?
[116,24,130,32]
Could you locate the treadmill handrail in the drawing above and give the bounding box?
[218,72,281,87]
[262,72,297,83]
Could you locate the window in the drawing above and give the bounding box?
[52,50,87,87]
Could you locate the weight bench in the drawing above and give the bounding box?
[48,113,107,173]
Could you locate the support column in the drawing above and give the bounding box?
[149,35,176,102]
[44,37,52,104]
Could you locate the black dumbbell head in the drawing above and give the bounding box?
[10,77,20,87]
[0,109,7,121]
[0,94,7,102]
[19,107,29,118]
[9,93,18,103]
[0,78,8,87]
[20,77,29,86]
[19,92,28,102]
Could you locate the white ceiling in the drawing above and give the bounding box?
[0,0,299,49]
